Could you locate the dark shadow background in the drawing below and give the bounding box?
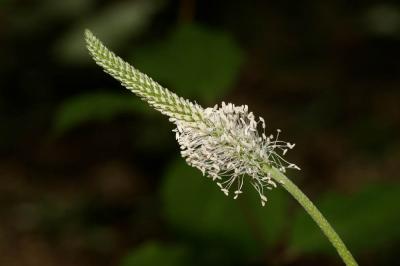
[1,0,399,265]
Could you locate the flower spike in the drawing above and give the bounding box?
[85,30,299,206]
[84,30,204,123]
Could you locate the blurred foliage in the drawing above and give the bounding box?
[54,91,151,134]
[161,159,288,258]
[131,23,244,104]
[38,0,96,18]
[289,184,400,255]
[55,0,165,63]
[120,242,190,266]
[364,4,400,36]
[6,0,95,34]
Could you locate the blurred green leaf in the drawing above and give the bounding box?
[54,91,151,133]
[364,5,400,36]
[43,0,95,18]
[161,159,288,257]
[0,0,10,6]
[55,0,164,63]
[120,242,190,266]
[132,23,244,104]
[7,0,95,32]
[289,184,400,255]
[348,117,394,156]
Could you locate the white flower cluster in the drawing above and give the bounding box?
[174,102,300,206]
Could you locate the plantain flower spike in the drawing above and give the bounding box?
[85,30,300,206]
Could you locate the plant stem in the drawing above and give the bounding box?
[263,165,358,266]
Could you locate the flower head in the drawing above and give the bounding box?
[85,30,299,206]
[174,102,299,206]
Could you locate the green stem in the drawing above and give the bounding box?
[263,165,358,266]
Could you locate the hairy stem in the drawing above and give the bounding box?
[263,165,358,266]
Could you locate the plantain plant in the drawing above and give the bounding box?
[84,29,358,266]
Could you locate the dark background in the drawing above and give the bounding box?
[1,0,399,265]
